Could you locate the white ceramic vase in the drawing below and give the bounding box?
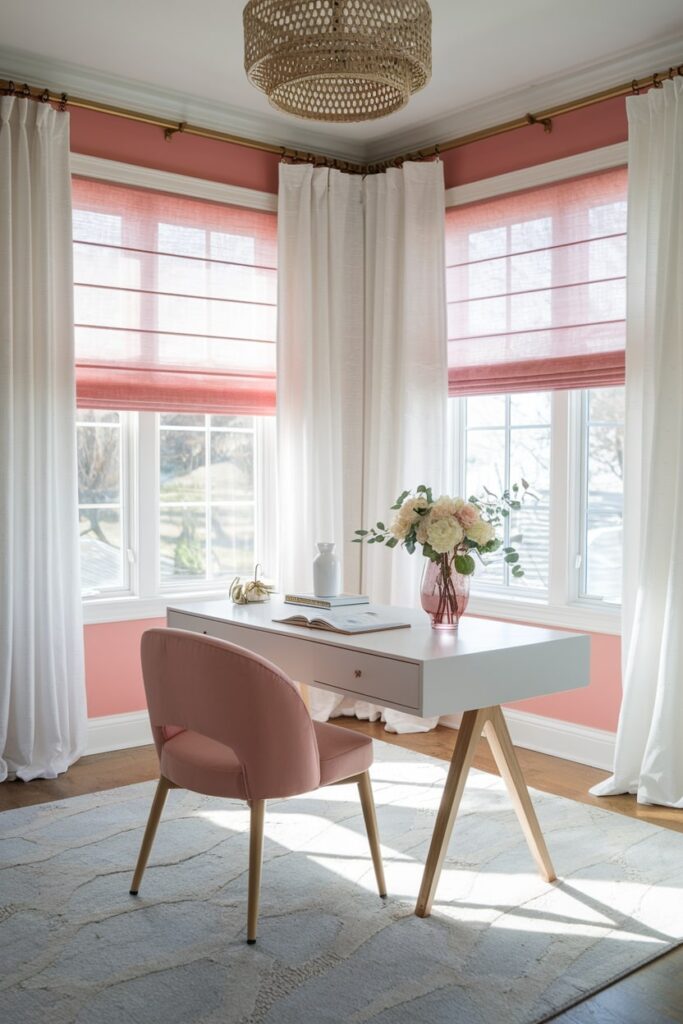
[313,542,341,597]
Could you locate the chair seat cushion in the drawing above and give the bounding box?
[313,721,373,786]
[160,730,247,799]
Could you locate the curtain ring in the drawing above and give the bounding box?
[652,72,662,89]
[6,80,16,96]
[40,89,50,103]
[21,83,31,98]
[59,93,68,111]
[631,79,640,95]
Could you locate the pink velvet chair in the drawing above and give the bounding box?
[130,628,386,943]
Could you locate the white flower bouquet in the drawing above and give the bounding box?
[354,483,531,627]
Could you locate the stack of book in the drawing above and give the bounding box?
[283,593,369,609]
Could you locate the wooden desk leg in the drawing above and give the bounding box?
[298,682,311,712]
[415,704,556,918]
[483,706,556,883]
[415,707,491,918]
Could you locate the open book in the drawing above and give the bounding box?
[273,609,411,635]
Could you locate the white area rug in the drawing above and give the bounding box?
[1,741,682,1024]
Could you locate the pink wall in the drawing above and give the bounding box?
[78,99,625,730]
[441,95,627,189]
[70,107,280,193]
[504,628,620,733]
[84,618,166,718]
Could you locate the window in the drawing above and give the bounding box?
[159,413,258,584]
[450,386,624,611]
[77,409,129,596]
[73,174,278,613]
[580,387,624,604]
[461,392,551,593]
[446,163,627,624]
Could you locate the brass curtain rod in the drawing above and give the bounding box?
[2,62,682,176]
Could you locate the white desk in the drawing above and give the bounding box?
[167,598,590,916]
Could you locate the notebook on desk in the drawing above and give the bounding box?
[272,609,411,635]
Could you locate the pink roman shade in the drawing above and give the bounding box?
[72,178,277,414]
[445,167,627,396]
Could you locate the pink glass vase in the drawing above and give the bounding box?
[420,555,470,630]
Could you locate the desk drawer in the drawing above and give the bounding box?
[167,610,421,712]
[310,645,420,711]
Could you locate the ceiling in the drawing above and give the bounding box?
[1,0,683,162]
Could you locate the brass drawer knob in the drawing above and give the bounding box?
[354,669,362,678]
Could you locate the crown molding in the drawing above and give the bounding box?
[364,34,683,163]
[0,44,368,163]
[70,153,277,209]
[2,35,682,168]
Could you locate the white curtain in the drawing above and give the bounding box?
[277,161,447,730]
[591,78,683,807]
[361,162,448,732]
[277,165,365,590]
[0,98,87,782]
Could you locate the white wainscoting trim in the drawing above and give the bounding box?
[87,706,615,771]
[444,142,627,208]
[70,154,277,211]
[440,708,615,771]
[86,711,152,756]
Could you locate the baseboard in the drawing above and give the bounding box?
[440,709,615,771]
[86,706,616,772]
[86,711,152,756]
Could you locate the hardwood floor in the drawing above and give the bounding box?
[2,720,682,1022]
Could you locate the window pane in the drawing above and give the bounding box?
[77,410,126,596]
[466,394,506,429]
[76,410,120,425]
[510,395,551,591]
[510,391,551,426]
[160,507,206,581]
[160,413,204,427]
[77,425,120,504]
[462,392,551,595]
[159,430,206,502]
[210,431,254,501]
[464,419,505,585]
[583,387,624,603]
[211,505,255,577]
[79,510,123,593]
[158,413,259,587]
[211,414,253,429]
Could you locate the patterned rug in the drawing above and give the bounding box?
[2,741,682,1024]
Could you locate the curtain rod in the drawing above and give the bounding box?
[2,63,682,176]
[365,63,683,172]
[0,78,365,173]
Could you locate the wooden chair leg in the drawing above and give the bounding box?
[247,799,266,944]
[130,776,171,895]
[357,770,387,898]
[483,706,556,883]
[415,707,491,918]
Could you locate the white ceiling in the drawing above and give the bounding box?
[1,0,683,161]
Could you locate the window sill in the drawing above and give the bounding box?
[82,590,230,625]
[466,593,621,636]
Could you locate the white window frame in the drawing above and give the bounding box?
[76,155,278,624]
[445,143,627,636]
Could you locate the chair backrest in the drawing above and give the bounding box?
[141,628,321,800]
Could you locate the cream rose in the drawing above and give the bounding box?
[426,516,464,554]
[389,496,430,540]
[465,520,495,546]
[430,496,462,521]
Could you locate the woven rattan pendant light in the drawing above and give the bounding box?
[243,1,431,123]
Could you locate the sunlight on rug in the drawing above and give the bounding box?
[1,741,682,1024]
